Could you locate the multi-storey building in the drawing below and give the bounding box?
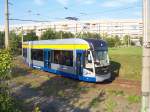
[0,19,143,38]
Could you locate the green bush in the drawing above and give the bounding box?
[0,50,21,112]
[123,35,131,45]
[78,32,101,39]
[0,91,21,112]
[57,31,74,39]
[0,31,22,55]
[104,36,121,47]
[41,28,75,40]
[9,31,38,55]
[41,29,58,40]
[0,50,12,79]
[9,32,22,55]
[23,31,38,41]
[105,38,116,47]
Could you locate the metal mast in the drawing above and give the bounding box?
[142,0,150,111]
[5,0,9,49]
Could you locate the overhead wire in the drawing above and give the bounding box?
[8,1,142,23]
[9,18,51,22]
[77,5,142,18]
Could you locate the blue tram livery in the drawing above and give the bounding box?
[22,38,111,82]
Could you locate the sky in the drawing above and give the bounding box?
[0,0,142,25]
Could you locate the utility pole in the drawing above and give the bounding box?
[60,31,62,39]
[21,26,24,56]
[98,23,101,39]
[75,23,77,38]
[5,0,9,49]
[128,35,130,47]
[142,0,150,111]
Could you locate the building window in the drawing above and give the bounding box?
[23,48,27,58]
[52,50,73,67]
[31,49,44,61]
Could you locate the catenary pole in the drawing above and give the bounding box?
[5,0,9,49]
[142,0,150,111]
[21,26,24,56]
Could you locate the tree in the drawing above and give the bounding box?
[80,32,101,39]
[139,36,143,46]
[41,29,75,40]
[56,31,74,39]
[9,31,21,55]
[101,33,109,39]
[105,38,116,47]
[91,33,101,39]
[23,31,38,41]
[41,29,58,40]
[113,35,121,47]
[123,35,130,46]
[60,31,74,39]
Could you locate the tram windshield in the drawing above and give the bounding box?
[92,51,109,67]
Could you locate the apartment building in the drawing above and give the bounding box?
[0,19,143,38]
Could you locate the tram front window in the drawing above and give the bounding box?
[85,51,93,72]
[93,51,109,67]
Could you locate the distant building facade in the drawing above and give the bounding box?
[0,19,143,38]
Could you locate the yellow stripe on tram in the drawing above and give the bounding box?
[22,44,90,50]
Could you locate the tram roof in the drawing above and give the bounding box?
[24,38,89,45]
[23,38,107,50]
[84,39,108,50]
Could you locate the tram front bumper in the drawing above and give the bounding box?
[95,73,111,82]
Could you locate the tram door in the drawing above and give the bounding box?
[44,49,51,69]
[76,51,84,75]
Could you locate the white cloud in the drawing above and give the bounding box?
[34,0,46,5]
[101,1,121,7]
[101,0,138,8]
[56,0,69,5]
[55,0,96,6]
[77,0,96,5]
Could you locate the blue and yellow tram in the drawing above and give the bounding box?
[22,38,111,82]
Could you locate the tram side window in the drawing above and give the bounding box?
[48,51,51,62]
[52,50,73,67]
[23,48,27,58]
[31,49,44,61]
[64,51,73,66]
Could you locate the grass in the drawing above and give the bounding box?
[109,47,142,80]
[75,86,90,93]
[89,90,105,107]
[57,90,65,97]
[89,97,101,107]
[127,95,141,104]
[105,99,117,112]
[108,89,124,96]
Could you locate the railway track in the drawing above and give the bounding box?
[113,78,141,86]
